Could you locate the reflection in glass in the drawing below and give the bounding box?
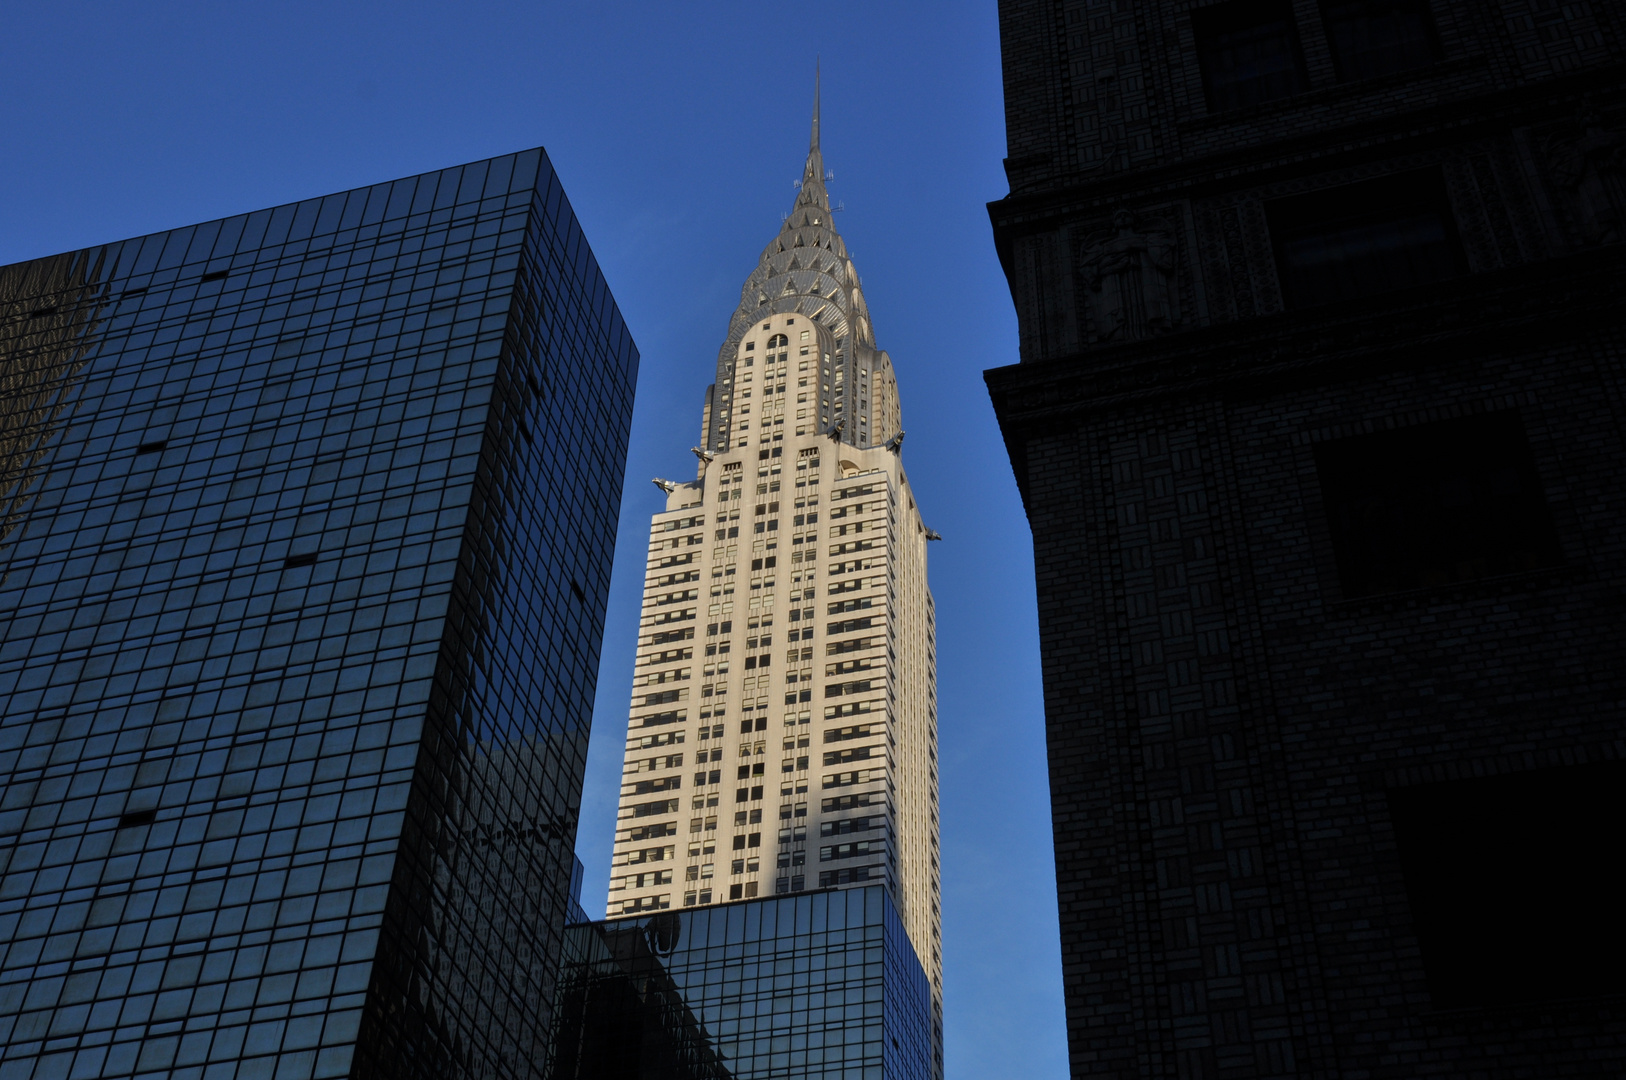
[554,887,933,1080]
[1196,0,1308,113]
[0,150,638,1080]
[0,251,104,557]
[1268,168,1464,307]
[1323,0,1441,82]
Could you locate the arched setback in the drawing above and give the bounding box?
[699,94,901,458]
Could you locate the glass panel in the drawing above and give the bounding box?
[1196,0,1307,112]
[1313,412,1563,597]
[1323,0,1440,81]
[555,888,931,1079]
[1268,168,1464,307]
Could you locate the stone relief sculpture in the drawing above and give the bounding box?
[1545,105,1626,247]
[1080,210,1176,342]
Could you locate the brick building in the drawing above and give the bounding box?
[985,1,1626,1076]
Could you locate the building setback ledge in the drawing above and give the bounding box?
[984,243,1626,512]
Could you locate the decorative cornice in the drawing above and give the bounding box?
[985,245,1626,509]
[987,65,1626,274]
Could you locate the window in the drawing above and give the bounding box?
[621,894,670,913]
[1194,0,1307,113]
[818,867,871,887]
[822,792,878,813]
[823,746,875,767]
[1313,413,1562,598]
[630,822,677,842]
[1388,762,1626,1006]
[820,816,879,837]
[1267,169,1464,308]
[1322,0,1440,82]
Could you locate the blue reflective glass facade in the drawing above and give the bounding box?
[553,886,932,1080]
[0,149,637,1080]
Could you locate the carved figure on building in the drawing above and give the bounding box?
[1546,105,1626,247]
[1081,210,1176,342]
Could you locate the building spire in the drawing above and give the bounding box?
[804,63,824,188]
[703,67,881,451]
[811,60,821,157]
[799,63,829,213]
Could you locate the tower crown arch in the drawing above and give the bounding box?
[706,81,889,451]
[730,317,837,362]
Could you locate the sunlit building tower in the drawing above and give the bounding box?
[603,87,944,1063]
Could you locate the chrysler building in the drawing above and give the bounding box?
[606,84,942,1000]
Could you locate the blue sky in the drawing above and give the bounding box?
[0,4,1064,1075]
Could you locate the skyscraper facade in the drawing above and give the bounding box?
[553,887,933,1080]
[0,150,637,1080]
[604,89,943,1059]
[987,1,1626,1076]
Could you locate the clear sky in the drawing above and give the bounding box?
[0,4,1065,1076]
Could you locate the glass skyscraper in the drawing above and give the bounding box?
[0,150,637,1080]
[552,887,932,1080]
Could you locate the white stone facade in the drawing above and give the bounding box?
[604,96,942,1002]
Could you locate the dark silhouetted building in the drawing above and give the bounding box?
[551,886,933,1080]
[987,2,1626,1076]
[0,151,637,1080]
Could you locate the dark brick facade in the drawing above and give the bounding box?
[986,2,1626,1076]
